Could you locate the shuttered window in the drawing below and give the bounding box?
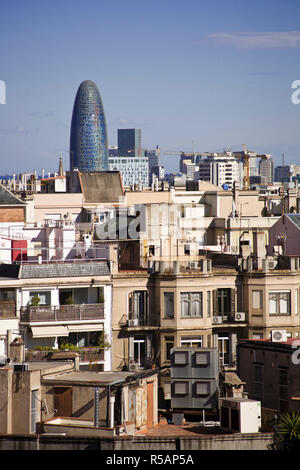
[180,292,202,317]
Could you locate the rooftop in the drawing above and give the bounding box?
[0,260,110,279]
[42,368,158,386]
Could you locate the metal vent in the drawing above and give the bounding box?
[195,381,210,396]
[195,351,210,365]
[173,351,188,365]
[173,381,189,396]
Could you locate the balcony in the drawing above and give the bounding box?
[0,302,17,319]
[25,346,105,363]
[20,303,104,324]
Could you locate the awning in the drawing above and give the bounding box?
[31,326,69,338]
[67,324,104,333]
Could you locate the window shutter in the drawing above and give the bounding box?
[230,288,236,316]
[213,290,218,316]
[129,336,134,360]
[128,293,133,318]
[145,334,152,361]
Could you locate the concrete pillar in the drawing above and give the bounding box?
[109,395,115,428]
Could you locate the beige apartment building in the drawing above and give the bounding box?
[110,241,300,376]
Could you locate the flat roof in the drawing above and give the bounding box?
[42,369,157,386]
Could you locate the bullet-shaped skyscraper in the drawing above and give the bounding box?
[70,80,108,172]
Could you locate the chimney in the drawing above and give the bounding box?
[253,230,266,269]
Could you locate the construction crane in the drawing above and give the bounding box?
[156,144,270,189]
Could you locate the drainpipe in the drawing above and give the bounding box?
[94,387,100,427]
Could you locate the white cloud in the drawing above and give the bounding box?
[206,31,300,49]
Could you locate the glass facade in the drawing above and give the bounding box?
[118,129,142,158]
[70,80,108,172]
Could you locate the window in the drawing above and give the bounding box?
[31,390,39,433]
[184,244,190,255]
[29,291,51,306]
[164,292,174,318]
[149,245,155,256]
[279,367,288,412]
[134,336,146,368]
[0,289,15,302]
[180,336,202,348]
[217,289,231,316]
[165,336,174,361]
[252,333,263,339]
[269,291,291,315]
[180,292,202,317]
[218,334,230,365]
[253,364,264,400]
[295,289,299,315]
[252,290,263,310]
[207,291,211,317]
[129,291,147,324]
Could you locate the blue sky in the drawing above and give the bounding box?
[0,0,300,174]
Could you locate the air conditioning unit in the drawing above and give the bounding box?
[235,312,246,322]
[189,262,198,269]
[271,330,287,342]
[220,398,261,433]
[212,316,222,324]
[129,362,140,371]
[13,363,29,372]
[268,260,277,270]
[128,318,139,327]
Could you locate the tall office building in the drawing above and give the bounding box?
[70,80,108,172]
[118,129,142,158]
[259,156,274,184]
[108,155,149,187]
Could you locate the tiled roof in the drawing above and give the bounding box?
[19,261,110,278]
[287,214,300,230]
[0,184,26,206]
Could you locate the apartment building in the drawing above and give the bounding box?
[0,260,112,371]
[237,339,300,413]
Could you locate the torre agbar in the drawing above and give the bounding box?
[70,80,108,172]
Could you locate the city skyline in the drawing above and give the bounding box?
[0,0,300,174]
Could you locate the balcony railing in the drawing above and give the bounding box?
[25,346,105,363]
[0,302,17,319]
[77,347,105,363]
[20,303,104,323]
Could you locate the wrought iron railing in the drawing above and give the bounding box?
[20,303,104,323]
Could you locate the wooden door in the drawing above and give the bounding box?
[147,382,154,429]
[54,387,72,417]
